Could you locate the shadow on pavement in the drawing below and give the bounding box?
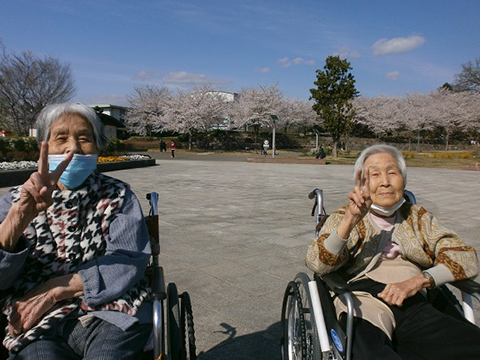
[198,322,281,360]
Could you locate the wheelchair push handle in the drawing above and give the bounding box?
[147,192,159,216]
[308,188,321,200]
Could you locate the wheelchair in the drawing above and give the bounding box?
[0,192,196,360]
[145,192,197,360]
[280,188,480,360]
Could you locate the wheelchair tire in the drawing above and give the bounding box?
[167,283,184,360]
[180,292,197,360]
[281,272,322,360]
[281,280,306,360]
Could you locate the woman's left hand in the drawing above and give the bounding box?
[8,274,83,336]
[378,274,430,307]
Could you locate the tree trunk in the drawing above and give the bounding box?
[188,131,193,150]
[332,140,339,158]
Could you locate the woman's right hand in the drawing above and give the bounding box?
[337,167,372,239]
[0,142,73,252]
[347,167,372,219]
[15,142,73,218]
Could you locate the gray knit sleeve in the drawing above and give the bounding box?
[0,192,31,290]
[77,188,151,306]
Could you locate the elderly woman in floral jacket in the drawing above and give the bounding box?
[0,103,152,359]
[306,144,480,360]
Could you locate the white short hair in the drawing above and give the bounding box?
[36,103,107,151]
[353,144,407,186]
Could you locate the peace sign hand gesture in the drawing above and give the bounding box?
[347,167,372,220]
[337,167,373,239]
[17,142,74,217]
[1,142,73,252]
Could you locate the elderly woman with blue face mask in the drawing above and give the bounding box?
[0,103,152,359]
[306,144,480,360]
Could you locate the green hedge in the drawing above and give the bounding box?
[0,137,38,153]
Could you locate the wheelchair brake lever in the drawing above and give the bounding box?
[311,201,317,217]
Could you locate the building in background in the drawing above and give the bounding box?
[27,104,128,140]
[90,104,129,139]
[206,91,239,130]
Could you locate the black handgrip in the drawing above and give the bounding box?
[151,266,166,300]
[450,278,480,295]
[308,189,318,199]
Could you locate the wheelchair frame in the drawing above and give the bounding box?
[280,188,480,360]
[146,192,197,360]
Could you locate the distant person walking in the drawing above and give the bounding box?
[262,140,270,156]
[169,140,177,158]
[316,146,326,159]
[159,139,167,152]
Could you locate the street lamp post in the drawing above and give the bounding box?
[269,114,278,158]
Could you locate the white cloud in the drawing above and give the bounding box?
[385,71,401,80]
[333,46,361,59]
[278,57,291,68]
[372,35,425,55]
[133,70,161,81]
[163,71,230,85]
[277,57,315,68]
[255,67,271,73]
[292,57,304,65]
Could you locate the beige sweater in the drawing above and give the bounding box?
[306,202,479,337]
[306,202,478,286]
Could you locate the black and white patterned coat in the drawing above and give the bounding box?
[0,173,151,352]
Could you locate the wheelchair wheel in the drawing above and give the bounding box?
[281,273,322,360]
[167,283,184,360]
[180,292,197,360]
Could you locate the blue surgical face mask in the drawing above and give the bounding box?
[48,154,98,189]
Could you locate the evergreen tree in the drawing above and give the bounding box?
[310,56,359,157]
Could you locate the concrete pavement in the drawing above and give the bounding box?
[1,154,479,359]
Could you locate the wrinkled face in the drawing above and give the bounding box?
[365,153,404,207]
[48,113,98,155]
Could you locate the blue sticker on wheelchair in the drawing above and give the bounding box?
[331,329,344,353]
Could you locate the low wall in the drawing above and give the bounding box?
[0,158,156,188]
[246,157,327,165]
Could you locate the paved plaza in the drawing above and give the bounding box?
[1,153,479,359]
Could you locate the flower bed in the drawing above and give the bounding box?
[0,155,156,188]
[0,155,151,171]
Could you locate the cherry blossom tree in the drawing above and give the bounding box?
[354,90,480,150]
[233,84,284,144]
[163,85,227,149]
[354,96,404,137]
[279,98,318,134]
[125,85,173,136]
[429,89,474,150]
[463,92,480,138]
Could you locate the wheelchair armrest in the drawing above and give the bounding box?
[151,265,166,300]
[319,272,351,294]
[450,278,480,296]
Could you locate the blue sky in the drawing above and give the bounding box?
[1,0,479,106]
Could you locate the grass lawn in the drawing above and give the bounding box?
[326,149,480,171]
